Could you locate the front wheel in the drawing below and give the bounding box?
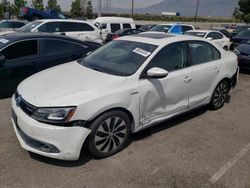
[87,111,131,158]
[210,80,230,110]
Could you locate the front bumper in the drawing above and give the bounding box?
[11,96,91,161]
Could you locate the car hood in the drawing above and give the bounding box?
[18,61,127,107]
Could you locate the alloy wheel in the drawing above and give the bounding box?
[213,82,228,108]
[94,117,127,153]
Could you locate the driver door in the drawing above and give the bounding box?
[139,42,192,125]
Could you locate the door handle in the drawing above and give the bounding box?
[214,67,220,73]
[184,76,192,83]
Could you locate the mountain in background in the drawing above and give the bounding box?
[99,0,238,17]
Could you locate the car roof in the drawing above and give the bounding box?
[37,19,92,23]
[0,32,87,45]
[118,32,207,46]
[157,23,193,27]
[0,19,26,23]
[187,30,212,33]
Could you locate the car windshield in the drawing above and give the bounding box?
[185,32,206,38]
[237,30,250,37]
[17,21,42,32]
[151,25,172,33]
[80,40,157,76]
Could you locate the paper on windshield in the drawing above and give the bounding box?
[0,38,9,44]
[133,48,151,57]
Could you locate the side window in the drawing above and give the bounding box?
[213,32,223,39]
[61,22,77,32]
[78,23,95,31]
[206,32,215,39]
[0,22,12,28]
[39,39,83,55]
[171,25,181,33]
[182,26,193,32]
[2,40,38,60]
[101,23,107,29]
[12,22,25,28]
[147,42,188,72]
[38,22,61,32]
[123,23,131,29]
[111,24,121,33]
[189,41,220,65]
[212,46,221,60]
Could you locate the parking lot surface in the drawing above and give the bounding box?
[0,73,250,188]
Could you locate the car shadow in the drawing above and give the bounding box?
[29,149,92,167]
[131,106,208,142]
[240,69,250,75]
[29,106,208,167]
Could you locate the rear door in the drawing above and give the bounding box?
[0,40,39,97]
[188,40,222,108]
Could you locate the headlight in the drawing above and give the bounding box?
[234,49,240,55]
[32,107,76,124]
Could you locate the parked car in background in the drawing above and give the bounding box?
[0,33,101,99]
[12,33,238,160]
[232,25,250,36]
[0,20,26,32]
[234,41,250,70]
[139,24,157,32]
[105,28,141,43]
[17,19,102,43]
[150,23,195,34]
[94,17,136,40]
[212,27,233,41]
[185,30,231,50]
[19,7,68,21]
[232,30,250,48]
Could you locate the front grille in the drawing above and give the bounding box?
[15,91,37,116]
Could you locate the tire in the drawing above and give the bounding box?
[87,111,131,158]
[223,46,228,51]
[210,80,230,110]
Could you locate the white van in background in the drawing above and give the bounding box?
[94,17,136,40]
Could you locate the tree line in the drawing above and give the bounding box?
[0,0,93,19]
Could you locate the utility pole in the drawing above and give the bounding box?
[131,0,134,17]
[98,0,102,17]
[195,0,200,22]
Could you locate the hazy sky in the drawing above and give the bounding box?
[6,0,163,10]
[8,0,164,11]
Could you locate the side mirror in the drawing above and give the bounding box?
[207,37,213,41]
[0,53,6,65]
[146,67,168,79]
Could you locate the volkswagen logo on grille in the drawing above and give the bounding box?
[16,95,22,107]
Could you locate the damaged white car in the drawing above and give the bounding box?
[12,33,238,160]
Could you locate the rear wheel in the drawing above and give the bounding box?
[88,111,131,158]
[210,80,230,110]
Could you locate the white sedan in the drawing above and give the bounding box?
[12,33,238,160]
[185,30,232,51]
